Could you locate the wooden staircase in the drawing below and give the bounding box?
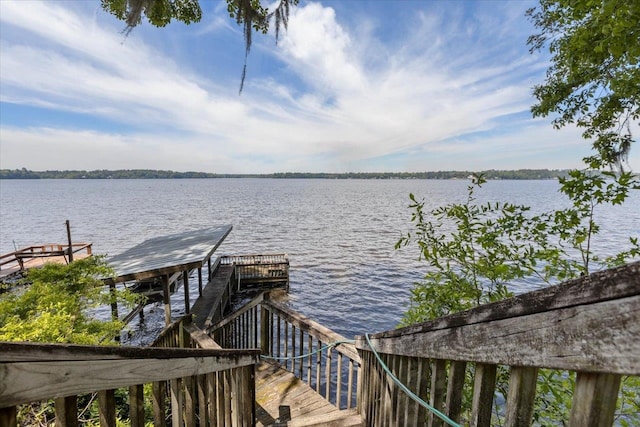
[255,360,361,426]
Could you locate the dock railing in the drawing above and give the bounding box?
[208,291,361,411]
[354,261,640,427]
[151,315,257,426]
[0,243,93,273]
[0,318,259,427]
[219,254,289,289]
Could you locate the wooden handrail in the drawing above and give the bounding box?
[0,342,258,408]
[208,290,361,410]
[354,261,640,427]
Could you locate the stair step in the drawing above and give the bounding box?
[287,409,361,427]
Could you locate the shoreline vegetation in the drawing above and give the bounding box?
[1,168,571,180]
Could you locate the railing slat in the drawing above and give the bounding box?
[170,378,183,427]
[129,384,144,427]
[470,363,496,427]
[152,381,167,427]
[54,395,78,427]
[569,371,622,427]
[0,407,17,427]
[504,366,538,427]
[429,359,447,427]
[98,389,116,427]
[446,361,466,422]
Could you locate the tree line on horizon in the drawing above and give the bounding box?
[0,168,571,180]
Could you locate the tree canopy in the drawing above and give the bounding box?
[101,0,298,91]
[527,0,640,169]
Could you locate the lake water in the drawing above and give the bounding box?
[1,178,638,342]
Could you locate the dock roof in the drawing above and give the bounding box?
[107,225,232,282]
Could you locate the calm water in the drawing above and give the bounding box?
[1,179,638,342]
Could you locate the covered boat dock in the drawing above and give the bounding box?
[106,225,233,325]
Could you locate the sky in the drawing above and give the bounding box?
[1,0,638,173]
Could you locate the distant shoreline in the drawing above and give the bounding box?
[0,169,571,180]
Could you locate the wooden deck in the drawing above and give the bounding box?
[0,243,93,281]
[255,360,361,427]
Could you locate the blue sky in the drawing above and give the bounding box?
[1,0,637,173]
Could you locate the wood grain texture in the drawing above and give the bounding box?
[357,295,639,374]
[0,353,258,407]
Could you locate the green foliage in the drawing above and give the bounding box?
[398,165,639,423]
[0,256,142,344]
[399,167,639,325]
[527,0,640,168]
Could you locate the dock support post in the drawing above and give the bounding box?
[198,267,203,297]
[183,271,190,314]
[107,279,119,322]
[260,293,271,355]
[162,274,171,326]
[65,220,74,263]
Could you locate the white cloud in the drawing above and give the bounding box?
[2,0,632,173]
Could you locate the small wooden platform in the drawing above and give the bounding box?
[0,243,93,282]
[255,360,361,427]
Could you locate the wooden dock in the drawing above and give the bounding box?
[0,243,93,282]
[3,229,638,426]
[190,254,290,330]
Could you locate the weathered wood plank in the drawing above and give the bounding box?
[152,381,167,427]
[446,361,466,422]
[357,295,640,374]
[0,340,257,362]
[429,359,447,427]
[362,261,640,339]
[0,354,258,407]
[129,384,144,427]
[569,372,621,427]
[470,363,496,427]
[504,366,538,427]
[98,389,116,427]
[54,395,78,427]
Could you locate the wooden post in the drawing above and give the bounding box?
[429,359,447,427]
[470,363,497,427]
[569,372,621,427]
[505,366,538,427]
[55,396,78,427]
[107,279,119,321]
[65,220,73,263]
[0,407,17,427]
[162,274,172,326]
[98,389,116,427]
[129,385,145,427]
[183,271,190,314]
[260,297,271,355]
[198,267,203,297]
[446,361,467,422]
[152,381,167,427]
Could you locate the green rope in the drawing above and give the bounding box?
[364,333,462,427]
[260,339,355,361]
